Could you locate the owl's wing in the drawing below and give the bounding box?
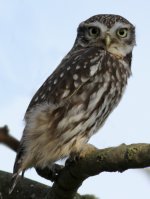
[9,47,103,194]
[25,47,103,117]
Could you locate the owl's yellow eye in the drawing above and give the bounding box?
[88,27,100,37]
[117,28,128,38]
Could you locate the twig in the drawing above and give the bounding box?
[0,125,19,152]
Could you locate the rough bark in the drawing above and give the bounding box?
[0,170,97,199]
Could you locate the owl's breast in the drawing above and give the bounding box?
[57,53,131,142]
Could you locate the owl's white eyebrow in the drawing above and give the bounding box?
[85,22,108,32]
[110,22,131,31]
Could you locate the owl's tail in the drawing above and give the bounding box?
[9,170,22,194]
[9,146,25,194]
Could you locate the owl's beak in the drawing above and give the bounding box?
[105,34,111,48]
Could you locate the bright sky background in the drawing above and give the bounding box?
[0,1,150,199]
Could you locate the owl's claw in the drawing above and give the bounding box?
[36,163,64,182]
[66,144,97,167]
[65,155,80,167]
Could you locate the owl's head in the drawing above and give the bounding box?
[75,14,136,58]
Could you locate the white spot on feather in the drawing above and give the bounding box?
[53,79,57,84]
[41,94,45,99]
[67,66,71,71]
[76,65,80,70]
[90,64,99,76]
[90,56,100,64]
[74,81,79,88]
[73,74,78,80]
[60,73,64,78]
[34,97,38,102]
[61,90,70,98]
[81,76,89,83]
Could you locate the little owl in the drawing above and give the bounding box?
[10,14,136,193]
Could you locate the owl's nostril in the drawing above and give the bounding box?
[99,40,106,50]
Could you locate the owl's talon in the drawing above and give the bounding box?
[65,155,80,167]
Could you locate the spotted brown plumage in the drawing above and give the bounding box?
[9,14,136,193]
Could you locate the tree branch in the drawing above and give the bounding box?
[1,125,150,199]
[0,125,19,152]
[0,170,97,199]
[47,143,150,199]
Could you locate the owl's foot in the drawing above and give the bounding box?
[78,143,98,159]
[65,154,79,166]
[36,163,64,182]
[66,144,97,166]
